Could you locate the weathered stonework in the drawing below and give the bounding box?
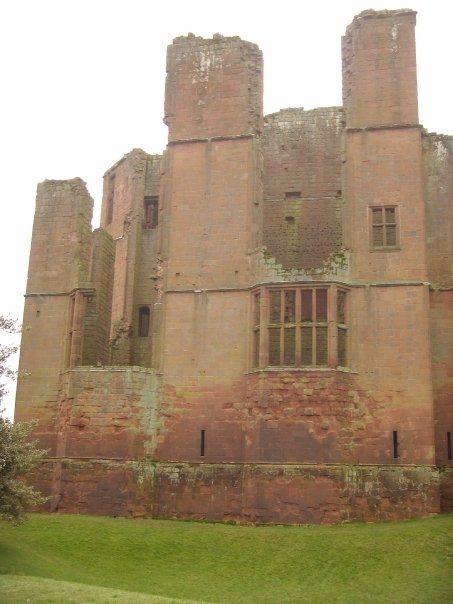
[16,9,452,524]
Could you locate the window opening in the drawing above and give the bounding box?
[200,430,206,457]
[371,206,398,249]
[144,196,158,229]
[138,306,150,337]
[252,292,260,368]
[393,431,399,459]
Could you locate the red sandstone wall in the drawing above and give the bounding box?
[132,154,162,368]
[430,292,453,470]
[101,150,148,364]
[82,228,115,366]
[164,35,263,140]
[342,10,435,470]
[31,459,439,523]
[342,9,418,129]
[99,149,161,366]
[423,134,453,500]
[54,367,160,460]
[262,107,344,269]
[423,134,453,287]
[15,179,93,453]
[156,34,264,463]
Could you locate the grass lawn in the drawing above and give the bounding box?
[0,513,451,603]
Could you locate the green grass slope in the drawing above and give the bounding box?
[0,575,195,603]
[0,513,452,603]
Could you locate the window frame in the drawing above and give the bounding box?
[369,205,400,251]
[251,285,348,370]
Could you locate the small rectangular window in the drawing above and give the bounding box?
[144,196,158,229]
[370,206,398,249]
[285,191,301,199]
[448,432,452,461]
[138,306,150,337]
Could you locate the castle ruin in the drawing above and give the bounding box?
[15,9,453,523]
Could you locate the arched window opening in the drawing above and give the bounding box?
[138,306,150,337]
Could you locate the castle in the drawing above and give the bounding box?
[16,8,452,524]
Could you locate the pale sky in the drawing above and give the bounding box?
[1,0,451,419]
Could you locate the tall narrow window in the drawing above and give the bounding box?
[447,432,452,461]
[252,292,260,368]
[144,196,158,229]
[337,289,347,367]
[300,289,328,367]
[370,206,398,249]
[268,289,296,367]
[106,174,115,225]
[392,431,399,459]
[200,430,206,457]
[138,306,150,337]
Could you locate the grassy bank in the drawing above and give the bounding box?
[0,513,452,602]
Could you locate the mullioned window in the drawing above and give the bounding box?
[252,286,348,369]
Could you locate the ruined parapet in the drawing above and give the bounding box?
[262,107,345,270]
[164,33,263,141]
[342,9,418,129]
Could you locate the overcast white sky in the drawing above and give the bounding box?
[1,0,451,419]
